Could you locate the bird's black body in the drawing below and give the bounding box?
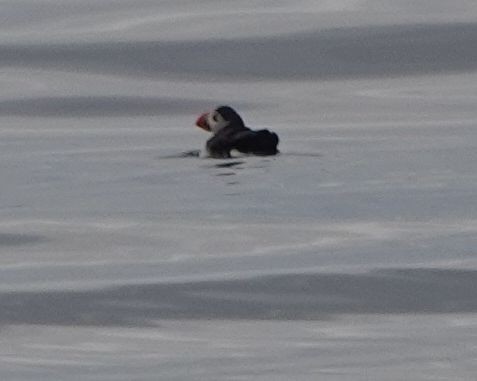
[196,106,279,158]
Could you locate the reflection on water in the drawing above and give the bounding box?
[215,172,236,177]
[213,160,245,168]
[156,150,201,159]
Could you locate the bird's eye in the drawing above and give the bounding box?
[212,113,219,122]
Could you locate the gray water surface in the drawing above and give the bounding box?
[1,1,477,380]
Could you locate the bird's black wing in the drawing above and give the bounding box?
[206,127,279,158]
[233,129,279,155]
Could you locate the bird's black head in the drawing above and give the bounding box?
[215,106,245,127]
[195,105,245,134]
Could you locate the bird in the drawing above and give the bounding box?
[195,105,279,158]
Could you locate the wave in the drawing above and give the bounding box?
[2,268,476,326]
[2,23,477,80]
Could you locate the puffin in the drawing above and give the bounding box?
[195,105,279,158]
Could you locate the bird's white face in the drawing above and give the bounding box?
[206,109,229,134]
[196,107,234,134]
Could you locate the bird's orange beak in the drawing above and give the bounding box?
[195,112,211,132]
